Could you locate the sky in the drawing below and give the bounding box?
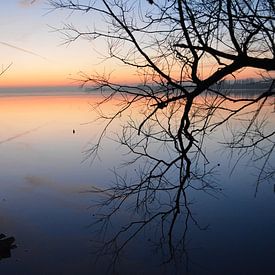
[0,1,74,86]
[0,0,132,87]
[0,1,273,88]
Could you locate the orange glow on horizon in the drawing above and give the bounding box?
[0,62,273,88]
[0,71,75,87]
[0,64,140,88]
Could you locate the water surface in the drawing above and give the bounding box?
[0,91,274,274]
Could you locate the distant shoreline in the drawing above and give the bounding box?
[0,84,273,98]
[0,86,104,97]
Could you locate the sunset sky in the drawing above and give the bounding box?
[0,1,272,88]
[0,0,133,87]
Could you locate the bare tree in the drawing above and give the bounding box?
[0,63,12,77]
[50,0,275,269]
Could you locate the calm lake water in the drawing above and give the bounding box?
[0,91,274,274]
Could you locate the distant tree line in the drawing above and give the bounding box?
[214,78,275,91]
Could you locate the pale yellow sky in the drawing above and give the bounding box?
[0,1,137,87]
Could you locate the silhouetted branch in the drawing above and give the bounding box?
[50,0,275,269]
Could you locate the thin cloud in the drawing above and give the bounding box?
[0,41,48,61]
[19,0,40,7]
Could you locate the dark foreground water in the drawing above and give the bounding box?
[0,92,274,274]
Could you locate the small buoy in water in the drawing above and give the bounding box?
[73,129,75,134]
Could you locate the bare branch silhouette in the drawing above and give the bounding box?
[50,0,275,269]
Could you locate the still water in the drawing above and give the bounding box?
[0,91,274,274]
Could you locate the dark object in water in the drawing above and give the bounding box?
[73,129,75,134]
[0,234,16,260]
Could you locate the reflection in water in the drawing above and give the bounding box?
[0,234,16,260]
[0,123,48,145]
[0,92,274,274]
[86,91,275,274]
[85,89,275,273]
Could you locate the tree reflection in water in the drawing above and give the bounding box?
[49,0,275,272]
[85,90,275,273]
